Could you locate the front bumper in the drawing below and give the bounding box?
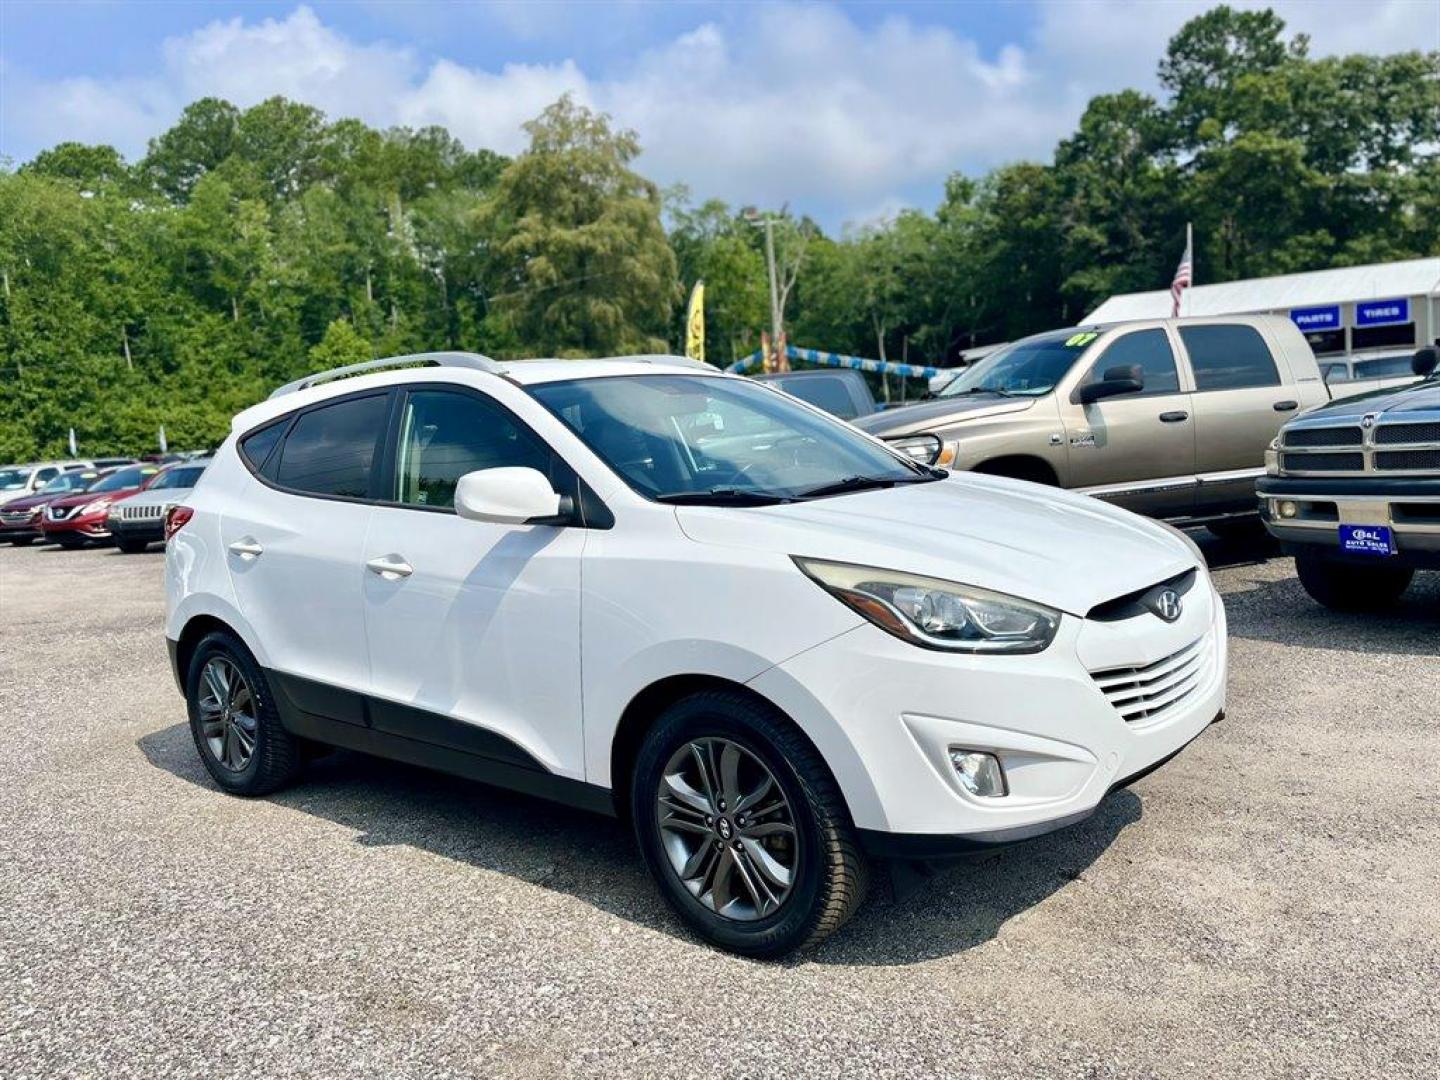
[749,572,1227,843]
[1258,476,1440,569]
[0,514,44,541]
[107,517,166,544]
[41,513,111,541]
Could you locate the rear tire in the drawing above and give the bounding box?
[631,690,868,958]
[1295,552,1413,611]
[185,631,303,796]
[116,537,150,554]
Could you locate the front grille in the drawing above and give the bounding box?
[1090,636,1210,724]
[117,503,165,521]
[46,505,77,521]
[1374,422,1440,446]
[1281,452,1363,472]
[1284,426,1362,447]
[1375,449,1440,471]
[0,509,37,525]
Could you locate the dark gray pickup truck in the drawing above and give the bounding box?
[1259,345,1440,609]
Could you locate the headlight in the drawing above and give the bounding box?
[885,434,942,466]
[80,498,112,516]
[794,557,1060,654]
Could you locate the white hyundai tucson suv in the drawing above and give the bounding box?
[165,352,1227,956]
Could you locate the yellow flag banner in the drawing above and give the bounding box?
[685,280,705,362]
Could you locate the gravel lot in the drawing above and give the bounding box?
[1,538,1437,1078]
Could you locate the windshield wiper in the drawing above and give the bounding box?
[653,488,793,506]
[796,474,931,499]
[957,385,1016,397]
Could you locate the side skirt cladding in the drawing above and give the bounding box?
[265,669,615,817]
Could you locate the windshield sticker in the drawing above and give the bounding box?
[1064,332,1099,348]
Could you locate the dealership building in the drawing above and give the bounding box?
[1086,257,1440,361]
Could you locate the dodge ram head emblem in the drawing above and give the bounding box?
[1148,588,1183,623]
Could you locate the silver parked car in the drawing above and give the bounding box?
[107,458,211,553]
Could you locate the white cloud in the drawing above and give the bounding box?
[3,2,1435,225]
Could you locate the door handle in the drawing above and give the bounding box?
[1273,400,1299,412]
[1159,411,1189,423]
[227,538,263,559]
[366,555,413,580]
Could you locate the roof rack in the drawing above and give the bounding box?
[268,351,505,399]
[615,354,716,372]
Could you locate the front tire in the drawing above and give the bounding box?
[116,537,150,554]
[1295,552,1414,611]
[9,537,35,547]
[185,631,303,796]
[631,690,868,958]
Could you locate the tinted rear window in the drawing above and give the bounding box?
[239,421,286,473]
[1179,325,1280,391]
[1355,355,1415,378]
[274,394,388,498]
[774,375,859,418]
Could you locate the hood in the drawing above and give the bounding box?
[115,487,191,508]
[1302,380,1440,421]
[50,485,144,510]
[1,491,64,512]
[675,474,1194,617]
[853,394,1034,436]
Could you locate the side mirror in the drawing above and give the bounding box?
[455,467,571,525]
[1413,346,1439,378]
[1078,364,1144,404]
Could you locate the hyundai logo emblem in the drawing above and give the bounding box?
[1152,588,1183,622]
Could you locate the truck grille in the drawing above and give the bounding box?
[1284,426,1362,447]
[1375,449,1440,471]
[1281,452,1363,472]
[1090,636,1211,724]
[116,503,165,521]
[1374,422,1440,445]
[1280,419,1439,476]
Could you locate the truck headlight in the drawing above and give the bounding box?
[885,434,943,466]
[794,558,1060,654]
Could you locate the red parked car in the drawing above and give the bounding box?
[0,468,106,545]
[41,463,162,548]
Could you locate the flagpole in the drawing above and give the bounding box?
[1183,222,1192,318]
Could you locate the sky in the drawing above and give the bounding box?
[2,1,1437,230]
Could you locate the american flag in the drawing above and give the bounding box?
[1170,225,1193,317]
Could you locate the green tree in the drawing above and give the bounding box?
[487,95,678,356]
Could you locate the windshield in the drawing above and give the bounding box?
[0,468,31,491]
[149,465,206,491]
[89,465,159,493]
[39,471,100,495]
[941,330,1096,398]
[530,374,931,503]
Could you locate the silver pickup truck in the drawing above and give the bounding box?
[855,314,1329,533]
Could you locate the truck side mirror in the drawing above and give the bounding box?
[1413,346,1439,378]
[1078,364,1145,404]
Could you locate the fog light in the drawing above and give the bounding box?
[949,749,1007,797]
[1279,500,1299,519]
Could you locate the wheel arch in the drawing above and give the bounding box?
[971,454,1060,486]
[609,674,864,828]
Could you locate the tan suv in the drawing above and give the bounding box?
[855,315,1328,531]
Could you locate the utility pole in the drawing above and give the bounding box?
[744,207,786,372]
